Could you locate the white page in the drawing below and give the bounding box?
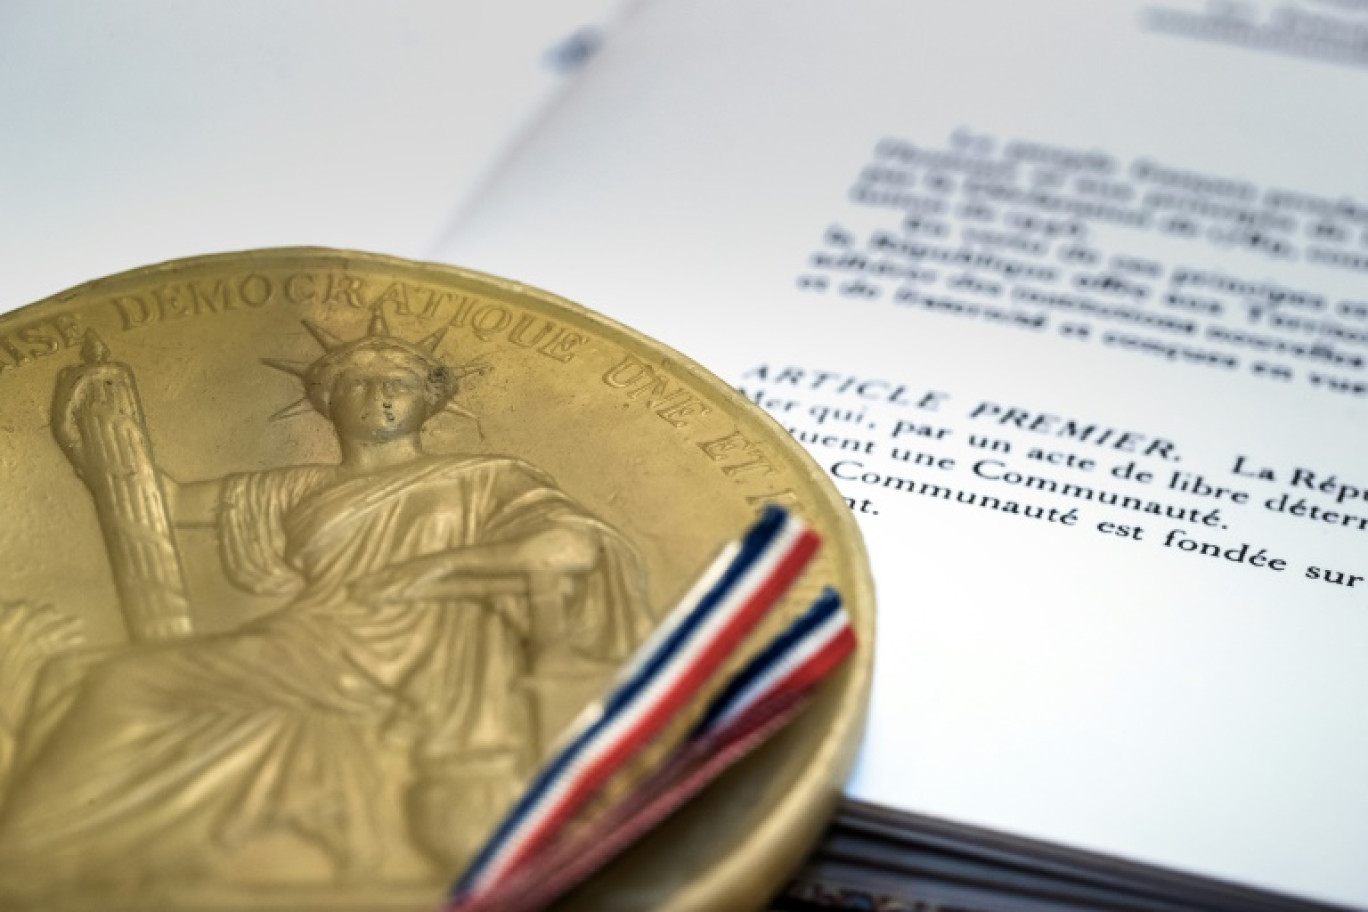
[0,0,631,309]
[436,0,1368,905]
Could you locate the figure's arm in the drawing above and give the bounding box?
[428,528,599,577]
[349,526,600,605]
[161,475,225,528]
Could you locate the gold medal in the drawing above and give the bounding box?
[0,249,873,911]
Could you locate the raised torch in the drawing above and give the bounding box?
[51,331,193,642]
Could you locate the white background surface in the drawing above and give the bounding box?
[0,0,629,310]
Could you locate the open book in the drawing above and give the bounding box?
[433,1,1368,909]
[3,1,1366,909]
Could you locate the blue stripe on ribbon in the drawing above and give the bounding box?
[453,505,793,896]
[689,587,842,740]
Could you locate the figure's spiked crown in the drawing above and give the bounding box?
[264,308,484,421]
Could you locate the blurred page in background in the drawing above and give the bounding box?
[437,0,1368,906]
[0,0,631,309]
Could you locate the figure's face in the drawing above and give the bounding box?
[329,353,429,442]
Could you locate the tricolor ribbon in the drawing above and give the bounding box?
[446,507,857,912]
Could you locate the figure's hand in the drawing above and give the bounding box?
[49,369,92,476]
[0,601,85,665]
[0,601,85,733]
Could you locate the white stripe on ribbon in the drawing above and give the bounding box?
[463,511,811,895]
[702,606,852,736]
[542,539,743,756]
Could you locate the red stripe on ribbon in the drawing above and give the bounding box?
[469,527,821,896]
[458,616,857,912]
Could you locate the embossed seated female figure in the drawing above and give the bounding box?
[0,314,652,902]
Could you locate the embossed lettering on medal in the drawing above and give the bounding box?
[0,250,872,912]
